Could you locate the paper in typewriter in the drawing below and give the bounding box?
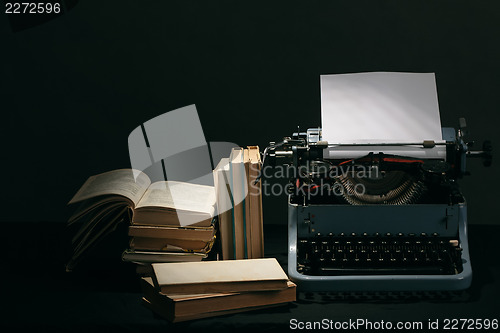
[320,72,446,159]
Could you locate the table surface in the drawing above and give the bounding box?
[2,222,499,332]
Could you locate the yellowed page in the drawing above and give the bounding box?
[68,169,151,206]
[153,258,288,286]
[136,181,215,216]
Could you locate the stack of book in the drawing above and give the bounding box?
[213,146,264,260]
[123,179,217,267]
[141,258,296,322]
[66,169,217,271]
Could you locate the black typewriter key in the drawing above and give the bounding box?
[394,248,403,262]
[378,253,384,262]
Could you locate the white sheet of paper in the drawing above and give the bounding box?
[320,72,445,159]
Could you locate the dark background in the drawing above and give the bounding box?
[1,1,500,332]
[1,0,499,227]
[1,0,499,226]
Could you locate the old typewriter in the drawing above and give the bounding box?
[261,73,492,291]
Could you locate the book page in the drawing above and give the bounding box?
[152,258,288,286]
[68,169,151,206]
[136,181,215,216]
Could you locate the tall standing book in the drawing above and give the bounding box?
[66,169,216,271]
[229,148,246,259]
[247,146,264,258]
[243,148,252,258]
[213,158,234,260]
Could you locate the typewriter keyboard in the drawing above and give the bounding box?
[297,234,464,276]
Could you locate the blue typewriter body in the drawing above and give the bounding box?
[287,200,471,291]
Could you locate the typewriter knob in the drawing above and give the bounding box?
[458,117,467,137]
[465,138,492,168]
[482,140,493,167]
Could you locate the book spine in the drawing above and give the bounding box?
[229,152,237,259]
[241,150,248,259]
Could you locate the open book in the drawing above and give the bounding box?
[66,169,216,271]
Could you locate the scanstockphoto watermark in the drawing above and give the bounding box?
[289,318,424,330]
[251,162,380,198]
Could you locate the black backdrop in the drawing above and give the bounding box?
[1,2,500,332]
[1,0,499,226]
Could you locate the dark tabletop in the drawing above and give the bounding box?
[2,222,499,332]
